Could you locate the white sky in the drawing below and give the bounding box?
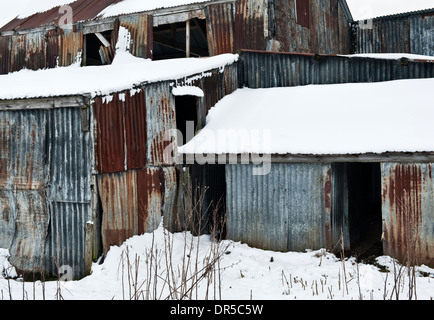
[0,0,433,28]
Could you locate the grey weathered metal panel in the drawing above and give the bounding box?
[355,9,434,56]
[45,107,92,279]
[145,82,176,166]
[239,50,434,89]
[226,163,332,252]
[381,163,434,268]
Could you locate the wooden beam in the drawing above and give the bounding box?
[0,95,91,110]
[186,20,191,58]
[95,32,111,47]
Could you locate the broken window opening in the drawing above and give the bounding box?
[83,30,114,66]
[153,18,209,61]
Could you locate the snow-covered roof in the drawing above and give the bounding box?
[341,53,434,62]
[0,52,238,100]
[179,78,434,156]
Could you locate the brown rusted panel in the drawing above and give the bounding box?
[58,28,83,67]
[206,2,234,55]
[9,34,26,73]
[119,14,153,59]
[124,90,147,170]
[234,0,268,52]
[382,163,434,267]
[0,36,10,74]
[24,32,46,71]
[296,0,310,29]
[93,94,126,174]
[46,30,60,68]
[98,170,138,254]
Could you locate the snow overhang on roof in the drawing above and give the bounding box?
[178,78,434,159]
[0,53,238,100]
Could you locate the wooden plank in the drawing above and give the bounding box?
[0,95,90,110]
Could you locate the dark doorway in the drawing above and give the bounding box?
[175,95,198,145]
[84,30,113,66]
[347,163,383,259]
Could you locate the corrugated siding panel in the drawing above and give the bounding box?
[9,34,26,73]
[207,2,235,55]
[0,36,10,74]
[235,0,268,51]
[240,50,434,89]
[226,163,331,252]
[58,28,83,67]
[118,14,153,59]
[0,106,92,278]
[145,82,176,166]
[355,12,434,56]
[381,163,434,267]
[94,90,147,174]
[45,108,91,279]
[98,166,179,253]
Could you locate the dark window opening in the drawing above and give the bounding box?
[347,163,383,259]
[153,18,209,60]
[175,95,198,145]
[296,0,310,29]
[84,30,114,66]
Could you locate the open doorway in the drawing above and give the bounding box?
[347,163,383,259]
[175,95,198,145]
[83,30,114,66]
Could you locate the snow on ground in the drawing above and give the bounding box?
[1,223,433,300]
[178,79,434,155]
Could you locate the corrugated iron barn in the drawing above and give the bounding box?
[1,0,434,280]
[0,0,354,74]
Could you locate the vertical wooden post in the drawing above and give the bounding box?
[186,20,191,58]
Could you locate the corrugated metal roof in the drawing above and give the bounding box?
[0,0,121,33]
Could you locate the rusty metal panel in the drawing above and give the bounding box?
[24,32,46,71]
[0,0,119,33]
[93,94,126,174]
[145,82,176,166]
[206,2,235,55]
[9,34,26,73]
[98,166,179,253]
[381,163,434,267]
[0,36,10,74]
[295,0,310,29]
[119,14,153,59]
[58,28,83,67]
[234,0,268,51]
[226,163,332,252]
[93,90,147,174]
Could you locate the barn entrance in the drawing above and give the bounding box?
[347,163,383,259]
[332,163,383,260]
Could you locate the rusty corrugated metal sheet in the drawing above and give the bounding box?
[355,9,434,56]
[0,37,10,74]
[226,163,332,252]
[206,2,234,55]
[235,0,268,51]
[118,14,153,59]
[381,163,434,268]
[93,89,148,174]
[98,166,180,253]
[0,0,120,33]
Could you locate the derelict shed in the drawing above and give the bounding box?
[0,0,354,74]
[0,50,239,279]
[353,8,434,56]
[179,79,434,268]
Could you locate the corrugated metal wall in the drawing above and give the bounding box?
[0,106,92,278]
[381,163,434,267]
[239,49,434,88]
[355,10,434,56]
[207,2,235,55]
[226,163,332,252]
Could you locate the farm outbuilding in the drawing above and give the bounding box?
[1,0,434,280]
[0,40,239,279]
[179,78,434,267]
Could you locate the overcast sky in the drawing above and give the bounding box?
[0,0,433,28]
